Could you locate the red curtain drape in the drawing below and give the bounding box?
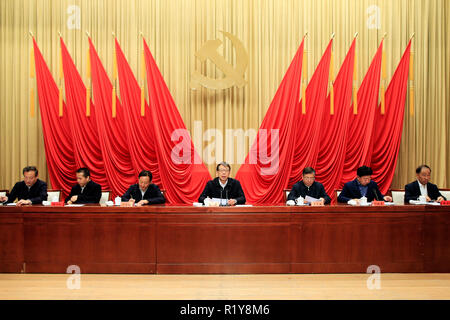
[371,41,411,194]
[60,38,110,190]
[88,38,136,198]
[114,39,162,188]
[339,41,384,187]
[235,39,304,204]
[315,40,356,202]
[288,40,333,188]
[34,36,408,204]
[143,39,211,204]
[33,38,77,198]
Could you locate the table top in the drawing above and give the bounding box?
[1,203,449,215]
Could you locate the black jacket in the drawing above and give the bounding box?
[65,180,102,204]
[198,177,246,204]
[5,179,47,204]
[287,181,331,204]
[338,179,384,203]
[404,180,446,203]
[121,184,166,205]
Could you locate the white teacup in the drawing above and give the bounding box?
[360,196,368,206]
[296,197,305,205]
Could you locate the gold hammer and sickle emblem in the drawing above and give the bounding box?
[191,31,249,90]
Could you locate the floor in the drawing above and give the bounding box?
[1,273,449,300]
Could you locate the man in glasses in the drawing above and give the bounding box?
[198,161,246,206]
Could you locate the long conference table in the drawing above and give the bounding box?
[0,204,449,274]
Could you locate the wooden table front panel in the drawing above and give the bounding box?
[23,212,156,273]
[156,213,291,273]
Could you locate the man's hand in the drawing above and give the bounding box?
[136,200,149,207]
[70,195,78,203]
[17,199,32,206]
[319,198,325,204]
[0,196,8,203]
[67,200,72,205]
[437,196,445,203]
[426,196,432,202]
[228,199,237,206]
[383,196,393,202]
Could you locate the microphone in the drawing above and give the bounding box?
[220,188,224,206]
[226,190,229,206]
[371,187,380,201]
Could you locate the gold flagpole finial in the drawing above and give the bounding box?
[354,32,359,38]
[29,30,34,38]
[410,33,415,40]
[85,30,90,38]
[382,32,387,40]
[112,31,116,37]
[304,31,308,39]
[58,31,62,37]
[331,32,335,39]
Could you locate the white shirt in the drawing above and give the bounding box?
[219,179,228,189]
[81,186,85,194]
[417,179,428,197]
[140,188,147,199]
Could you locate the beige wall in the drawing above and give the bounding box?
[0,0,449,190]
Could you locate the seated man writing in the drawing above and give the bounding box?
[65,168,102,204]
[0,166,47,206]
[338,166,392,204]
[121,170,165,206]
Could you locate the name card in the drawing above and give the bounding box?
[441,200,450,206]
[51,202,64,207]
[372,201,385,206]
[311,201,324,207]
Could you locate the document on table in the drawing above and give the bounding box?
[6,203,17,206]
[211,198,227,206]
[65,204,85,207]
[305,196,320,203]
[409,200,440,206]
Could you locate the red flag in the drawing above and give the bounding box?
[114,39,162,188]
[88,38,137,198]
[316,39,356,202]
[340,41,384,187]
[371,41,411,194]
[143,38,211,204]
[60,38,110,190]
[235,39,305,204]
[33,38,77,197]
[288,40,333,187]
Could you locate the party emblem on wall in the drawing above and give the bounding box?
[191,31,248,90]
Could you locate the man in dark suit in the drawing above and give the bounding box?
[198,162,246,206]
[0,166,47,206]
[121,170,165,206]
[287,167,331,204]
[65,168,102,204]
[338,166,393,203]
[404,164,446,203]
